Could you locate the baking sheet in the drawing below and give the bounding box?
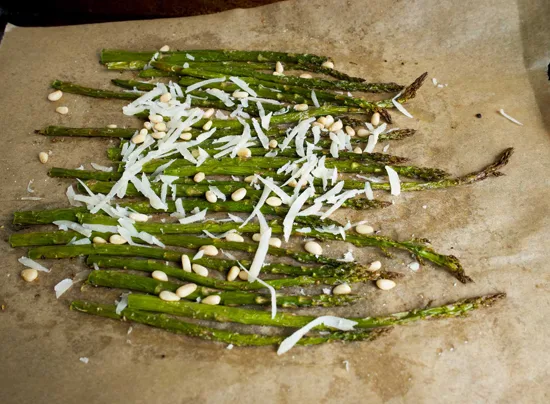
[1,0,549,402]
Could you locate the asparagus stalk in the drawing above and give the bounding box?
[50,80,284,116]
[140,156,448,181]
[84,256,348,290]
[127,292,506,329]
[74,215,471,282]
[77,180,388,212]
[87,255,394,281]
[38,125,416,142]
[151,61,405,93]
[15,146,511,228]
[70,300,387,347]
[100,49,331,65]
[88,270,358,307]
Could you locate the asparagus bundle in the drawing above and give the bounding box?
[10,47,511,354]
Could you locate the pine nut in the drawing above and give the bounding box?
[227,266,240,281]
[368,261,382,271]
[353,147,363,154]
[199,245,219,256]
[152,270,168,281]
[324,115,335,127]
[205,190,217,203]
[159,290,180,301]
[266,196,282,207]
[154,122,167,132]
[252,233,261,242]
[244,175,256,183]
[92,236,107,244]
[151,131,166,139]
[371,112,381,126]
[226,233,244,243]
[232,91,249,99]
[194,172,205,183]
[132,131,147,144]
[300,73,313,79]
[321,61,335,69]
[176,283,197,298]
[345,126,356,137]
[109,234,127,245]
[312,122,324,129]
[317,117,328,126]
[144,122,152,130]
[294,104,309,111]
[356,224,374,234]
[181,254,192,272]
[38,152,49,164]
[357,128,369,138]
[288,179,298,188]
[269,237,282,248]
[56,106,69,115]
[107,124,118,128]
[180,132,192,140]
[329,120,343,132]
[408,262,420,271]
[160,93,172,103]
[202,295,221,305]
[48,90,63,101]
[192,264,209,277]
[149,114,163,124]
[202,120,213,131]
[237,147,252,158]
[203,108,215,119]
[275,61,284,74]
[159,45,170,52]
[231,188,247,201]
[129,212,149,222]
[376,279,396,290]
[304,241,323,255]
[21,269,38,282]
[238,270,249,280]
[333,283,351,295]
[268,139,278,149]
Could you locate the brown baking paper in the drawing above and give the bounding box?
[0,0,549,402]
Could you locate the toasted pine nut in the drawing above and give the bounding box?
[109,234,127,245]
[333,283,351,295]
[92,236,107,244]
[237,148,252,158]
[227,266,240,281]
[202,295,221,305]
[304,241,323,255]
[192,264,209,277]
[266,196,282,207]
[181,255,192,272]
[194,172,205,183]
[55,106,69,115]
[129,212,149,222]
[205,190,217,203]
[48,90,63,101]
[38,152,49,164]
[355,224,374,234]
[371,112,381,126]
[152,270,168,281]
[176,283,197,298]
[231,188,247,201]
[294,104,309,111]
[321,61,335,69]
[159,290,180,301]
[21,269,38,282]
[376,279,396,290]
[199,245,219,256]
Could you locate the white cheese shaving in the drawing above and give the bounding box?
[82,223,119,233]
[66,185,83,207]
[221,249,237,260]
[364,182,374,200]
[193,249,205,260]
[383,144,390,153]
[247,97,282,105]
[227,213,244,223]
[432,78,438,86]
[277,316,357,355]
[253,276,277,319]
[226,344,234,350]
[79,357,89,364]
[311,90,320,108]
[185,77,226,93]
[18,257,50,272]
[295,227,312,233]
[283,187,314,241]
[246,215,271,282]
[91,163,113,172]
[206,88,235,107]
[320,189,362,219]
[229,76,257,97]
[498,109,523,126]
[151,160,176,180]
[53,220,93,237]
[54,278,73,298]
[337,250,355,262]
[256,176,291,204]
[385,165,401,196]
[186,53,195,60]
[116,293,130,314]
[280,118,315,151]
[365,123,387,153]
[209,186,227,201]
[70,238,91,245]
[392,92,413,118]
[322,288,331,295]
[251,118,269,149]
[178,208,207,224]
[21,197,42,201]
[26,179,34,193]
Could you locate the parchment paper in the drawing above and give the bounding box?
[1,1,549,402]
